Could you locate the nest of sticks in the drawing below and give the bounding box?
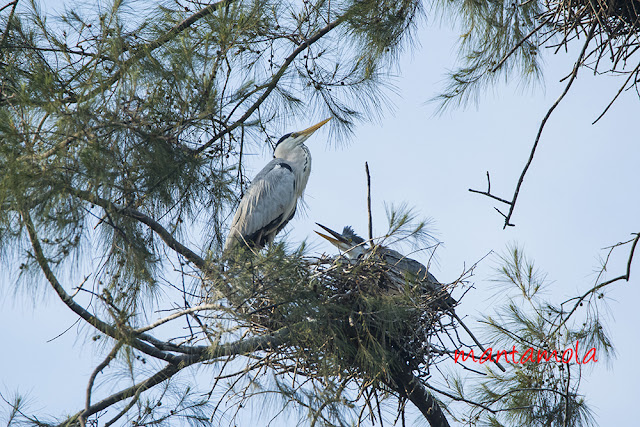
[232,251,460,384]
[543,0,640,66]
[549,0,640,34]
[309,254,456,373]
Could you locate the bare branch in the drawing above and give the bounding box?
[20,208,182,364]
[468,171,513,206]
[365,162,373,242]
[470,22,597,229]
[592,61,640,124]
[551,232,640,336]
[83,343,123,426]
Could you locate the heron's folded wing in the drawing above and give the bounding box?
[226,159,296,248]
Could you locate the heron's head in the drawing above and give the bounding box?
[274,117,331,158]
[315,223,367,259]
[340,226,366,246]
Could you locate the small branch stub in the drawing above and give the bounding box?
[365,162,373,242]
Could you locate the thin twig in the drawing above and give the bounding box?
[468,171,513,205]
[194,15,345,155]
[592,61,640,124]
[425,383,498,414]
[551,232,640,337]
[365,162,373,242]
[135,303,223,333]
[83,342,123,426]
[103,388,144,427]
[490,16,552,73]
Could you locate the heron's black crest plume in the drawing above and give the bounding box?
[342,226,365,245]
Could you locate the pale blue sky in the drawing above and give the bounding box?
[2,1,639,425]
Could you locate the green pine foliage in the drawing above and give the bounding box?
[0,0,435,425]
[0,0,628,425]
[446,245,612,426]
[432,0,543,110]
[431,0,640,111]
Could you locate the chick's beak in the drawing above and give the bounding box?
[314,231,342,246]
[315,222,350,251]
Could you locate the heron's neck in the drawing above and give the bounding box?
[278,144,311,196]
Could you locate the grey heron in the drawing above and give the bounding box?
[315,223,456,310]
[223,118,331,253]
[316,223,507,372]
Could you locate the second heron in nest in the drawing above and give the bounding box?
[315,223,456,310]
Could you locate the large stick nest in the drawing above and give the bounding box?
[549,0,640,33]
[222,249,461,386]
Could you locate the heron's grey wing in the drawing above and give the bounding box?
[381,248,456,308]
[380,248,426,276]
[224,159,297,251]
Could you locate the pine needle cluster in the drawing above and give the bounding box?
[433,0,640,112]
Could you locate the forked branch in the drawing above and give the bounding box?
[469,22,597,229]
[551,232,640,336]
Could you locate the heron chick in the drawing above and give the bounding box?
[315,223,456,310]
[224,118,331,253]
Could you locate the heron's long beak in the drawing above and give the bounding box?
[298,117,331,137]
[315,222,350,250]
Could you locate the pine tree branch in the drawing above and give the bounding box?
[65,327,291,424]
[84,0,232,100]
[388,366,451,427]
[551,232,640,337]
[0,1,18,56]
[19,207,183,364]
[68,188,207,271]
[490,16,552,73]
[194,15,346,155]
[67,187,239,302]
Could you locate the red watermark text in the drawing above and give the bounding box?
[454,341,597,365]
